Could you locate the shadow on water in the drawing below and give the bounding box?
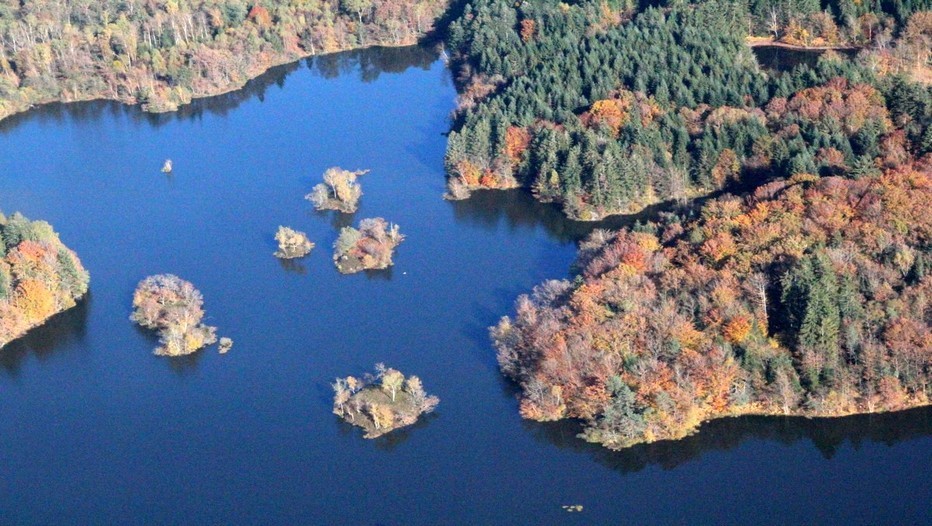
[157,350,207,376]
[0,45,439,134]
[131,317,207,375]
[277,257,309,275]
[309,45,438,83]
[525,405,932,475]
[333,411,439,452]
[449,188,707,244]
[0,294,91,376]
[310,208,358,232]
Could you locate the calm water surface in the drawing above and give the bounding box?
[0,46,929,525]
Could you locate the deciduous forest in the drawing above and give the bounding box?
[469,0,932,448]
[0,0,448,120]
[0,212,89,349]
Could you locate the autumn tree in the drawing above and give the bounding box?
[0,212,89,349]
[332,217,404,273]
[332,364,439,438]
[492,160,932,450]
[131,274,218,356]
[381,368,404,401]
[306,167,367,213]
[274,226,314,259]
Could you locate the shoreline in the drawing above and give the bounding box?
[591,397,932,451]
[0,40,439,126]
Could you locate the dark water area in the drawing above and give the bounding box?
[752,45,859,72]
[0,46,929,525]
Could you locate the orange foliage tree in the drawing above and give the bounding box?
[0,212,89,348]
[493,158,932,450]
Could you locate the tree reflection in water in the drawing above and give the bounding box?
[524,406,932,474]
[0,294,90,376]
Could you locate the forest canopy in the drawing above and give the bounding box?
[0,0,448,120]
[306,167,367,213]
[333,217,404,273]
[444,0,932,220]
[0,212,89,349]
[448,0,932,450]
[493,159,932,449]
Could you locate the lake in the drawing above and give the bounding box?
[0,46,929,525]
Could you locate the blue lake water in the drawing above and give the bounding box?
[0,46,929,525]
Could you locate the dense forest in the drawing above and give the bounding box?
[0,212,89,349]
[0,0,448,120]
[470,0,932,449]
[493,158,931,449]
[444,0,931,220]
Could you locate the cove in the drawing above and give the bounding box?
[0,46,929,525]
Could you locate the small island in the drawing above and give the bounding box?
[0,212,90,349]
[333,218,404,274]
[332,364,439,439]
[274,226,314,259]
[131,274,218,356]
[305,167,368,214]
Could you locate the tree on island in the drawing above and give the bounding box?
[274,226,314,259]
[332,363,439,438]
[0,212,90,349]
[305,167,368,213]
[381,367,405,402]
[131,274,218,356]
[332,217,404,274]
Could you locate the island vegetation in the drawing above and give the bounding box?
[443,0,931,220]
[305,167,367,213]
[333,217,404,273]
[0,212,89,349]
[131,274,218,356]
[274,225,314,258]
[0,0,448,121]
[332,363,439,438]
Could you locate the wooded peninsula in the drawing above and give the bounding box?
[0,212,89,349]
[453,0,932,449]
